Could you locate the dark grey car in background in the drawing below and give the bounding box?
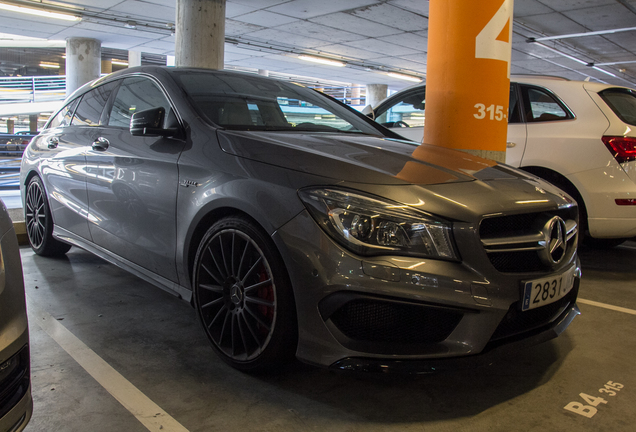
[21,66,580,372]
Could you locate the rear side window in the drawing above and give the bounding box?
[520,85,573,122]
[599,89,636,126]
[47,98,79,129]
[72,82,117,126]
[108,77,174,128]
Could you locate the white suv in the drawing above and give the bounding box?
[372,76,636,247]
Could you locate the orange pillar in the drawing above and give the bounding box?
[422,0,513,162]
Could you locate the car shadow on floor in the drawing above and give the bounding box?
[251,335,572,423]
[577,241,636,277]
[22,247,575,426]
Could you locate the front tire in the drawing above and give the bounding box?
[25,176,71,256]
[192,216,297,372]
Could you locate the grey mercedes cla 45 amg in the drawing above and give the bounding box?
[21,66,580,372]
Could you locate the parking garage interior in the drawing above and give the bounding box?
[1,1,636,431]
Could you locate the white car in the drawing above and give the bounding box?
[372,76,636,247]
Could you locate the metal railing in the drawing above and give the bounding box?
[308,85,366,106]
[0,75,367,106]
[0,75,66,104]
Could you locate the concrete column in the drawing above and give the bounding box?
[66,37,101,97]
[258,69,269,77]
[128,51,142,67]
[351,85,361,106]
[175,0,225,69]
[101,59,112,74]
[6,119,14,134]
[365,84,388,108]
[29,115,38,133]
[422,0,513,162]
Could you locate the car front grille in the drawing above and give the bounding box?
[479,208,578,273]
[0,345,30,419]
[330,298,463,345]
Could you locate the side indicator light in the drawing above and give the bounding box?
[615,199,636,205]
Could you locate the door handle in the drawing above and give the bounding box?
[47,137,59,149]
[506,141,516,148]
[92,137,110,151]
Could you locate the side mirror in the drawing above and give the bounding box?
[361,104,375,120]
[130,107,178,137]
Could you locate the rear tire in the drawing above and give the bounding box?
[192,216,297,372]
[24,176,71,256]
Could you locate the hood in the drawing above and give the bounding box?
[216,130,502,186]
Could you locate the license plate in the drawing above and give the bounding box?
[522,266,576,311]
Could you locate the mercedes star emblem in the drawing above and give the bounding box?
[539,216,568,266]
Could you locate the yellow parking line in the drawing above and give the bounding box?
[578,298,636,315]
[27,295,191,432]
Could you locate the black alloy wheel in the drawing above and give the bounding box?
[25,176,71,256]
[193,216,297,371]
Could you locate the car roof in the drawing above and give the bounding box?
[374,74,635,108]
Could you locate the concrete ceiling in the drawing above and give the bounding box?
[0,0,635,89]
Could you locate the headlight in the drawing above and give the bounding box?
[299,188,458,260]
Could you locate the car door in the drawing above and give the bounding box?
[85,75,185,282]
[505,82,527,166]
[40,83,117,240]
[515,84,576,170]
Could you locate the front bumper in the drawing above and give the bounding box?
[274,210,580,370]
[332,300,580,373]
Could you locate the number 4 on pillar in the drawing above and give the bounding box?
[564,394,607,418]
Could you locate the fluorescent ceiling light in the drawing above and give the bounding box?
[298,55,345,67]
[594,60,636,66]
[111,60,129,66]
[531,41,630,83]
[39,62,60,69]
[0,3,81,21]
[529,26,636,42]
[530,42,589,66]
[387,72,422,82]
[592,66,618,78]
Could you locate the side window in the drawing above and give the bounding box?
[108,77,174,129]
[47,98,80,129]
[72,82,117,127]
[375,88,426,128]
[508,83,521,124]
[521,85,572,122]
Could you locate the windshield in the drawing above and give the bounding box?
[172,71,386,135]
[599,88,636,127]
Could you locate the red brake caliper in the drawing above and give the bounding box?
[257,265,275,333]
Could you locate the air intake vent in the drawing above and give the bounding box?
[330,298,462,345]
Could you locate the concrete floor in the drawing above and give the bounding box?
[18,241,636,432]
